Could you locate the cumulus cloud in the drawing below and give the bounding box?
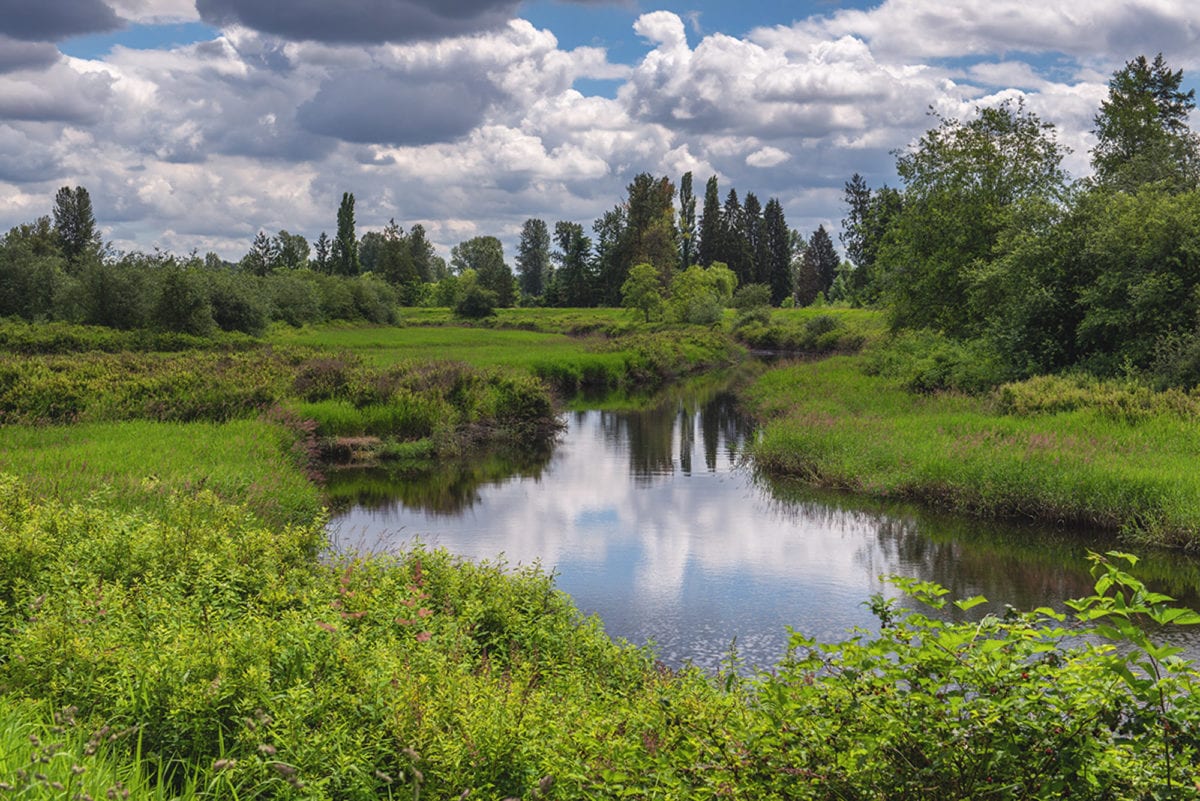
[196,0,520,44]
[784,0,1200,66]
[0,62,114,122]
[0,4,1155,260]
[0,38,60,73]
[0,0,122,41]
[299,71,494,146]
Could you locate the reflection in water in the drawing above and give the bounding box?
[329,383,1200,672]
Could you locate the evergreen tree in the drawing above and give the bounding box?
[762,198,792,306]
[516,218,551,298]
[808,225,838,296]
[697,176,722,266]
[720,189,753,287]
[743,192,766,284]
[333,192,359,276]
[313,232,331,273]
[376,219,419,286]
[52,185,101,268]
[678,171,697,271]
[1092,53,1200,192]
[240,231,277,277]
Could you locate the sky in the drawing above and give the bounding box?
[3,0,1200,261]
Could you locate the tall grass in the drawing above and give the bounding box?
[747,355,1200,547]
[0,419,321,528]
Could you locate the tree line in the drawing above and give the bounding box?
[2,169,846,330]
[835,53,1200,388]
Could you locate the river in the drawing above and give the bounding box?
[327,376,1200,672]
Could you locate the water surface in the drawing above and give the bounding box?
[329,381,1200,671]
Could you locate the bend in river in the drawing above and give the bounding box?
[328,376,1200,672]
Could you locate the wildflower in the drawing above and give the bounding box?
[416,631,432,643]
[258,744,277,756]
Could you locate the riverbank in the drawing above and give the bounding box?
[745,353,1200,549]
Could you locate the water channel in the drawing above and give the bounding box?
[328,375,1200,672]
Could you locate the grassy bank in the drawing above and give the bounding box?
[746,355,1200,547]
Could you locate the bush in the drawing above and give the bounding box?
[864,330,1010,394]
[732,283,772,311]
[455,284,497,319]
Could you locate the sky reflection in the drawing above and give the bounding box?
[330,390,1200,671]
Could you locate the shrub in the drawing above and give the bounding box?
[455,284,497,319]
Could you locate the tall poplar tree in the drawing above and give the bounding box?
[333,192,359,276]
[678,171,697,271]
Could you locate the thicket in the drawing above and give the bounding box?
[0,232,398,336]
[3,478,1200,799]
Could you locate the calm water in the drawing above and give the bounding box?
[328,381,1200,672]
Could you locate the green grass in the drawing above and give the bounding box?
[269,321,743,394]
[0,419,321,528]
[746,355,1200,547]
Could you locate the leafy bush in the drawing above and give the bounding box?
[732,282,772,311]
[455,284,498,319]
[864,330,1010,393]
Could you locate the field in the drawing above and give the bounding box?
[3,312,1200,798]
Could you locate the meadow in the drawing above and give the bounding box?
[4,311,1200,798]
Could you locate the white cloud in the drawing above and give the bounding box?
[0,5,1167,260]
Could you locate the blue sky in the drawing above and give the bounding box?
[5,0,1200,259]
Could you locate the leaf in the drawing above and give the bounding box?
[954,595,988,612]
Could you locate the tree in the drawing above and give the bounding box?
[313,232,331,273]
[621,263,665,322]
[52,185,101,267]
[592,206,625,306]
[882,100,1068,335]
[678,171,697,271]
[807,225,838,297]
[375,219,419,287]
[553,221,593,307]
[668,263,735,324]
[451,236,514,307]
[1092,54,1200,192]
[408,224,436,283]
[154,266,214,335]
[840,173,871,271]
[720,189,753,287]
[240,231,277,277]
[744,192,766,285]
[516,218,551,298]
[762,198,792,306]
[333,192,359,276]
[697,176,722,267]
[273,230,309,271]
[622,173,678,287]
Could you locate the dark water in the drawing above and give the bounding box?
[328,379,1200,672]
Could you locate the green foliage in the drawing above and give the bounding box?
[620,262,665,322]
[750,556,1200,798]
[454,283,498,319]
[731,282,771,311]
[1092,53,1200,192]
[747,353,1200,546]
[864,329,1010,394]
[881,100,1068,337]
[668,263,736,325]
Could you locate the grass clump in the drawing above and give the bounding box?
[746,355,1200,546]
